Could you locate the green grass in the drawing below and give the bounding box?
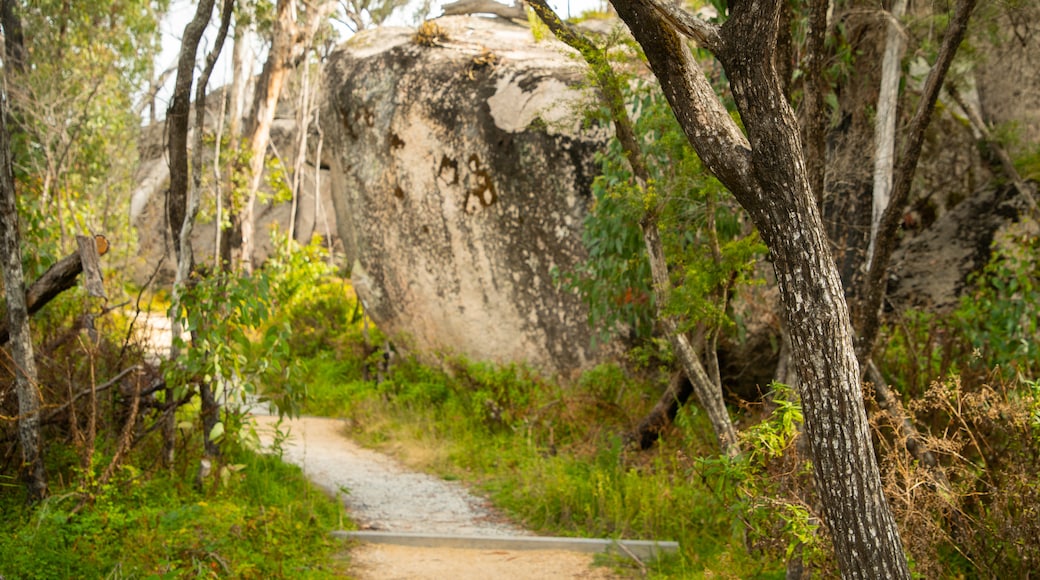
[0,445,351,579]
[293,344,787,577]
[266,278,788,575]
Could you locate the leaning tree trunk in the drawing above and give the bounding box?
[611,0,911,576]
[0,89,47,501]
[529,0,740,455]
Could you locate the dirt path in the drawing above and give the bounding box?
[250,414,624,579]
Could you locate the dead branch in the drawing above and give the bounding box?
[43,365,142,422]
[440,0,525,21]
[0,234,109,346]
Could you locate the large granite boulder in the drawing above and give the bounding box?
[323,16,609,375]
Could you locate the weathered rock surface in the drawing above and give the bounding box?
[323,16,608,375]
[888,184,1031,313]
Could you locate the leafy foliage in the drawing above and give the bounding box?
[560,81,762,344]
[953,226,1040,380]
[7,0,166,274]
[170,234,337,421]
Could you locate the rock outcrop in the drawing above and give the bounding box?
[323,16,608,375]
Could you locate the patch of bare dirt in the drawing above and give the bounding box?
[349,545,621,580]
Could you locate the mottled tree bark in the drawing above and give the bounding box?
[611,0,910,576]
[0,91,46,500]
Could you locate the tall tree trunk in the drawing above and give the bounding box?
[1,0,27,73]
[220,15,252,271]
[866,0,907,269]
[611,0,910,576]
[289,52,312,241]
[240,0,295,274]
[188,0,234,462]
[238,0,333,272]
[163,0,217,467]
[0,90,46,501]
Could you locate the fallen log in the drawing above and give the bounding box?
[440,0,526,21]
[0,234,108,346]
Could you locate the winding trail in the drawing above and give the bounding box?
[250,414,624,579]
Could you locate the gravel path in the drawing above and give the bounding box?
[249,413,624,579]
[138,315,623,576]
[250,414,525,536]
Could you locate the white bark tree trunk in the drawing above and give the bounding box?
[0,91,47,501]
[867,0,907,269]
[239,0,332,272]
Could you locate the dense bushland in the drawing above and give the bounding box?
[0,238,354,578]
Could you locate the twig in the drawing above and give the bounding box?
[43,366,142,422]
[614,540,648,576]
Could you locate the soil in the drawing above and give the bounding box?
[250,414,625,579]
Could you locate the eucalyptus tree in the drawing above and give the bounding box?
[607,0,976,576]
[164,0,235,468]
[4,0,167,266]
[237,0,335,273]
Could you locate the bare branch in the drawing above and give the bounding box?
[645,0,721,53]
[441,0,525,21]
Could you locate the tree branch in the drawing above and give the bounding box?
[610,0,753,193]
[644,0,721,53]
[0,235,109,346]
[441,0,525,21]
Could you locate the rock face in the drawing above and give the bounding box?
[323,16,607,375]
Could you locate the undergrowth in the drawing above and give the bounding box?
[0,236,354,579]
[277,284,791,577]
[269,221,1040,578]
[0,438,349,579]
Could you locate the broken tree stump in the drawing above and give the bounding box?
[0,234,108,345]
